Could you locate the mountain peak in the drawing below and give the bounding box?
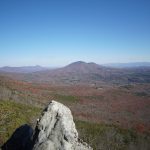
[66,61,101,68]
[68,61,86,65]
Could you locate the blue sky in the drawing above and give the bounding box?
[0,0,150,67]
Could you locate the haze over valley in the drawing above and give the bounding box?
[0,0,150,149]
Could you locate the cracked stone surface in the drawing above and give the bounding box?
[32,100,92,150]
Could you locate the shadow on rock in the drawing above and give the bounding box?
[1,124,33,150]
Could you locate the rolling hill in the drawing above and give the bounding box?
[0,63,150,149]
[0,65,49,73]
[103,62,150,68]
[0,61,150,85]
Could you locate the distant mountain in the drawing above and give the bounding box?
[0,65,49,73]
[34,61,109,76]
[103,62,150,68]
[0,61,150,85]
[26,61,150,84]
[60,61,106,73]
[21,61,122,84]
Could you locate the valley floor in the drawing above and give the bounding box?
[0,75,150,149]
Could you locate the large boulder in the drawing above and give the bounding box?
[32,100,92,150]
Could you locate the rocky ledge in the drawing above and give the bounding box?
[1,100,92,150]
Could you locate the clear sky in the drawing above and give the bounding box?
[0,0,150,67]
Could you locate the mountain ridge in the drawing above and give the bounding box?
[0,61,150,85]
[103,62,150,68]
[0,65,49,73]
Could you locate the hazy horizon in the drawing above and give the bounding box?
[0,0,150,66]
[0,61,150,68]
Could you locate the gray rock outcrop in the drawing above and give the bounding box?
[32,100,92,150]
